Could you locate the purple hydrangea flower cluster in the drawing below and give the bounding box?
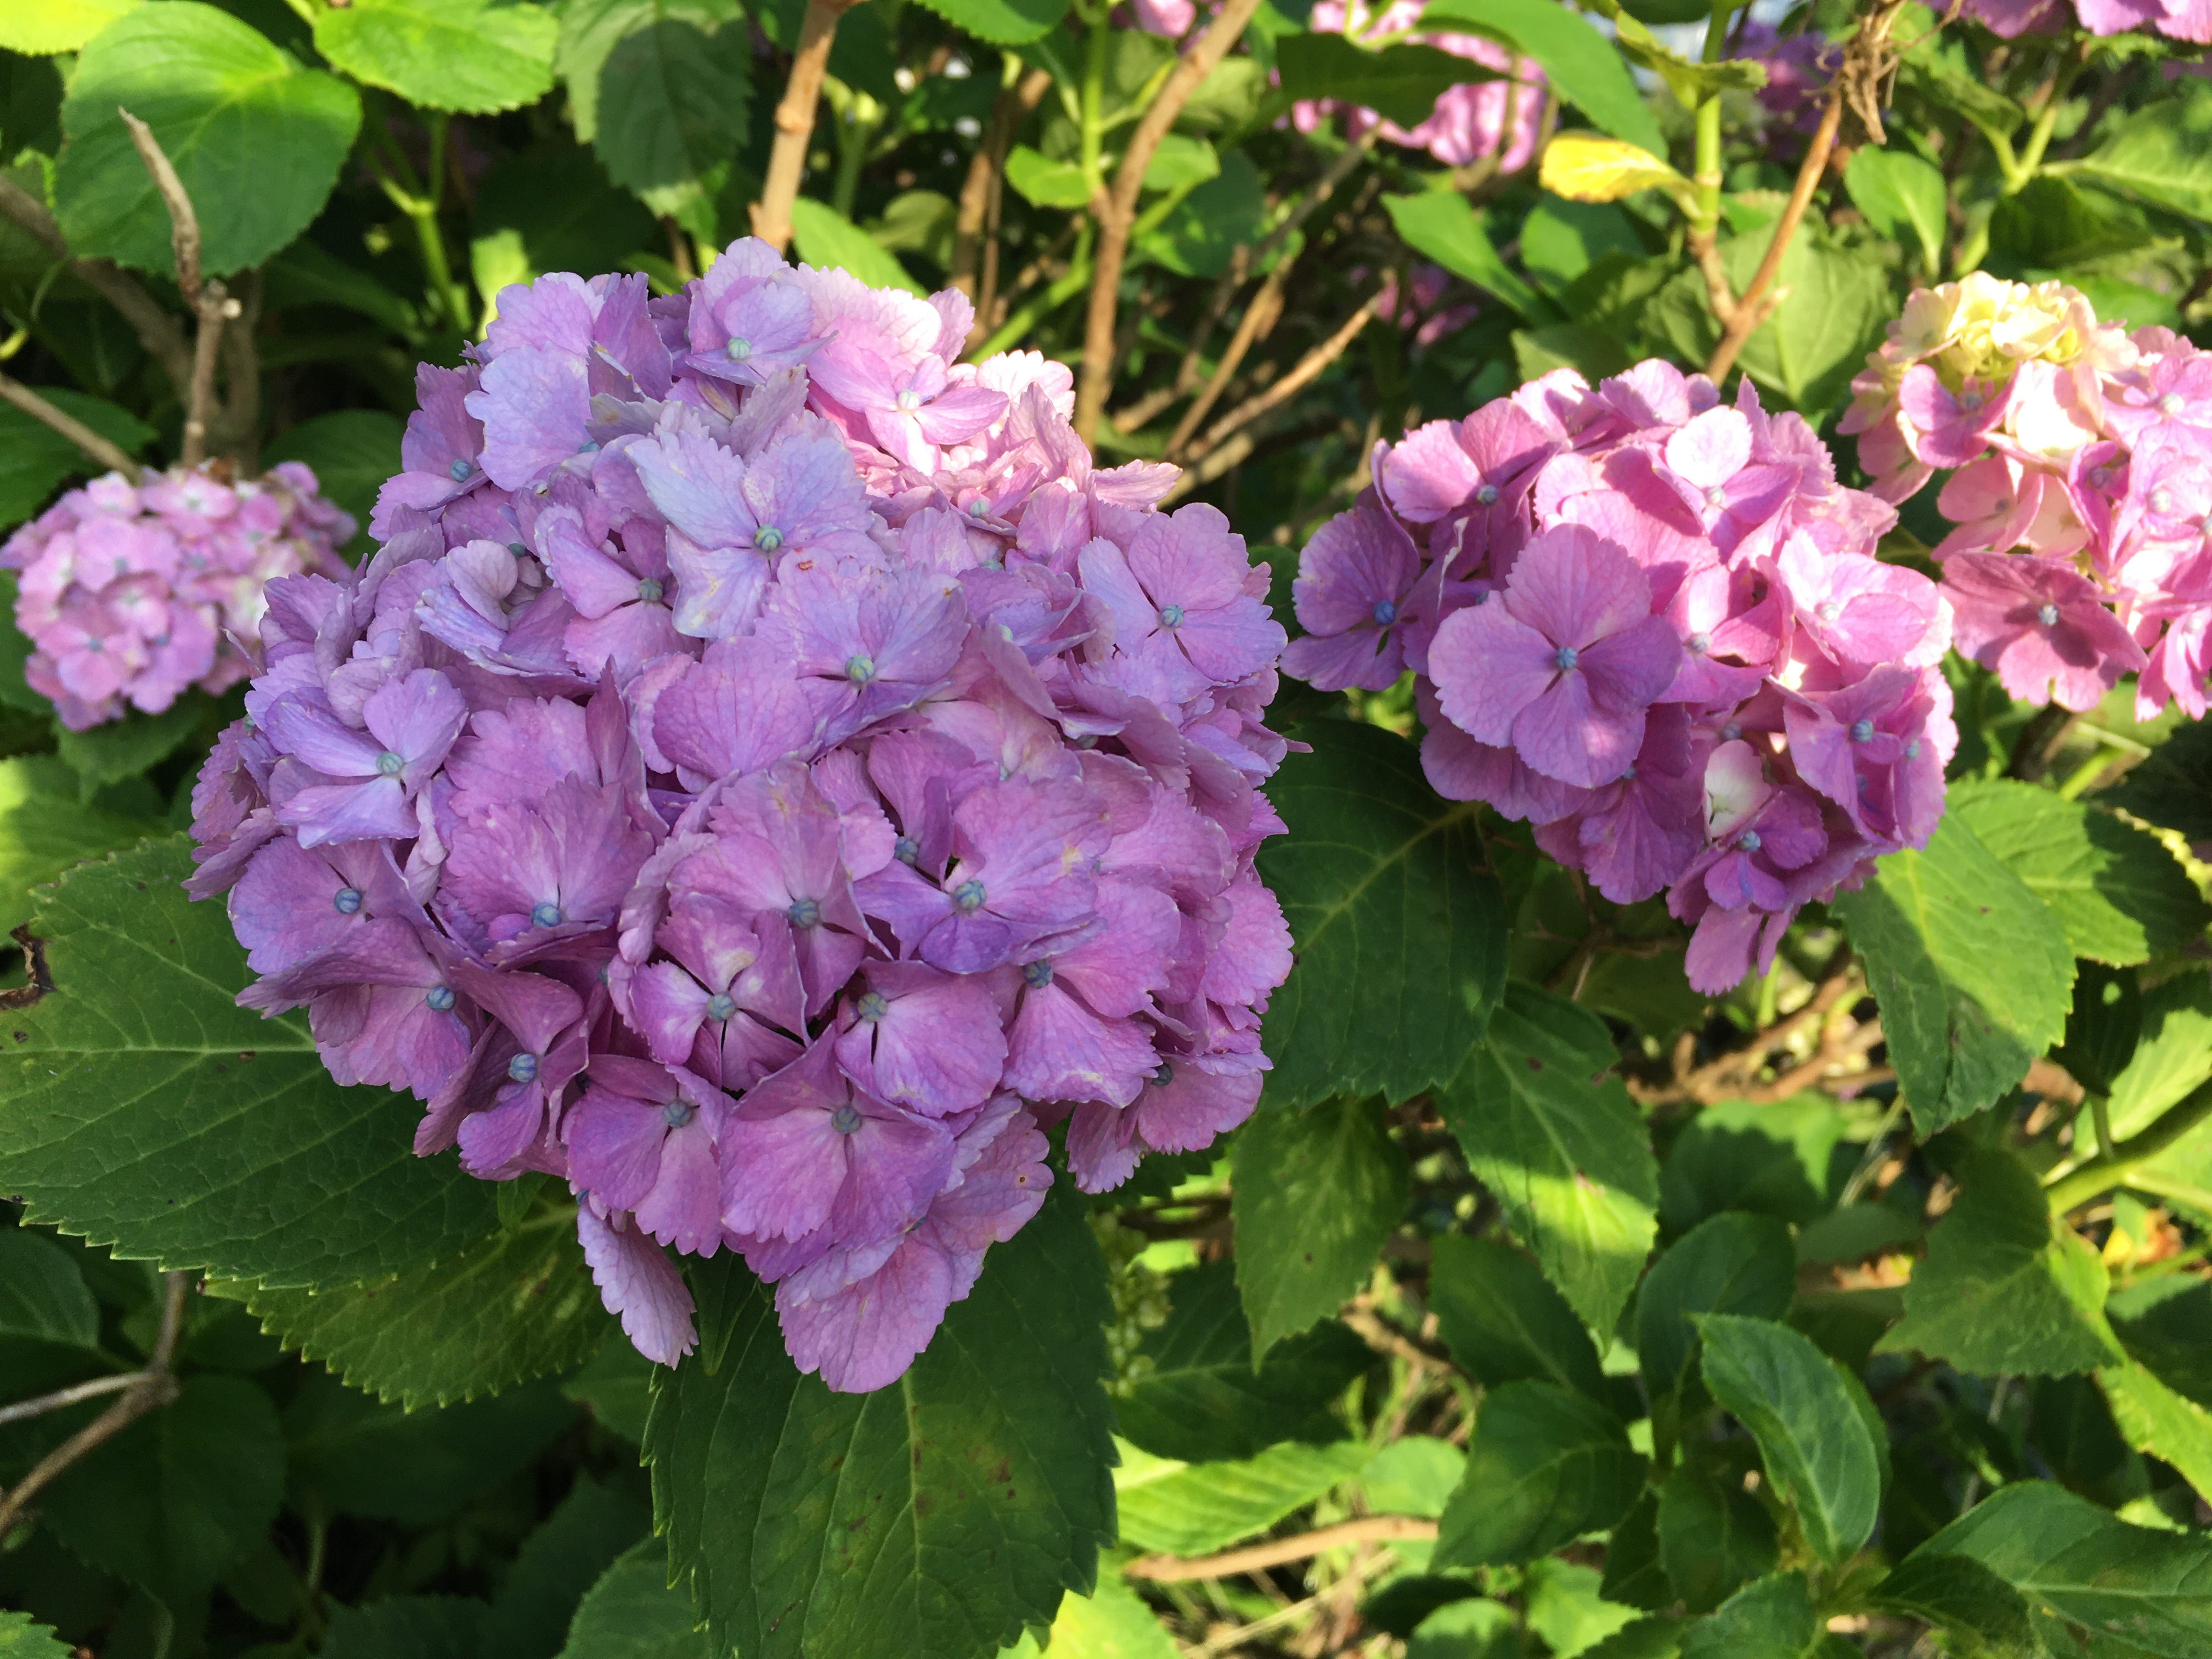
[186,239,1294,1391]
[1960,0,2210,43]
[1289,0,1545,170]
[2,465,353,731]
[1288,361,1956,996]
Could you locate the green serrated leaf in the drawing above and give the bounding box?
[561,1334,658,1442]
[2068,80,2212,223]
[1637,1212,1795,1398]
[52,695,205,797]
[1658,1454,1779,1615]
[1256,720,1508,1109]
[1433,1380,1644,1567]
[1659,1094,1846,1233]
[2113,718,2212,842]
[41,1373,284,1608]
[2114,1278,2212,1409]
[1697,1314,1881,1565]
[1877,1149,2124,1376]
[0,387,153,533]
[2099,1358,2212,1506]
[1427,1233,1606,1404]
[280,1367,578,1524]
[1114,1437,1370,1558]
[0,0,139,55]
[1909,1480,2212,1658]
[555,0,751,202]
[647,1181,1116,1659]
[1275,33,1505,131]
[55,1,361,278]
[1112,1261,1370,1463]
[0,837,500,1288]
[906,0,1070,46]
[1417,0,1664,153]
[1232,1094,1408,1356]
[557,1540,709,1659]
[0,757,158,938]
[1382,193,1559,323]
[314,0,557,115]
[2058,962,2142,1100]
[0,1612,71,1659]
[1583,1617,1686,1659]
[0,1227,99,1348]
[1437,982,1657,1334]
[2109,972,2212,1139]
[323,1596,490,1659]
[1843,145,1946,270]
[1869,1554,2036,1657]
[1950,778,2211,967]
[219,1201,612,1408]
[1677,1571,1820,1659]
[1832,812,2075,1133]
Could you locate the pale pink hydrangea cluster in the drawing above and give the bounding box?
[1963,0,2210,42]
[1843,274,2212,716]
[2,464,352,730]
[1289,362,1956,994]
[1289,0,1545,170]
[187,239,1293,1391]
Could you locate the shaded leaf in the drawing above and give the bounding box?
[0,387,153,533]
[1427,1233,1606,1403]
[557,1541,710,1659]
[53,696,204,797]
[1276,33,1505,130]
[1433,1381,1644,1567]
[313,0,557,114]
[1658,1455,1779,1614]
[0,759,157,936]
[907,0,1070,46]
[555,0,752,203]
[2112,717,2212,843]
[2098,1358,2212,1505]
[1676,1572,1821,1659]
[1113,1437,1369,1558]
[1869,1554,2035,1657]
[1659,1094,1847,1233]
[0,1228,99,1349]
[323,1597,490,1659]
[487,1476,652,1659]
[1637,1212,1795,1397]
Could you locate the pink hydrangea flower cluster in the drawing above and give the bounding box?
[1288,361,1955,995]
[2,464,352,731]
[1842,274,2212,716]
[1290,0,1545,170]
[185,239,1294,1392]
[1962,0,2210,42]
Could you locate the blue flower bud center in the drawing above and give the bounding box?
[448,458,472,481]
[1022,960,1053,989]
[1722,723,1742,741]
[1737,830,1762,852]
[333,887,364,915]
[1687,631,1710,654]
[1959,390,1984,413]
[727,337,753,361]
[893,835,919,865]
[2038,603,2061,627]
[1158,603,1184,629]
[1850,718,1875,743]
[531,901,563,928]
[663,1098,694,1128]
[1474,483,1498,505]
[508,541,529,558]
[786,896,821,928]
[577,441,600,455]
[754,526,784,551]
[2152,489,2175,515]
[1818,600,1843,623]
[952,879,986,913]
[1704,486,1727,509]
[896,389,923,412]
[706,992,736,1022]
[636,578,664,602]
[968,498,989,517]
[375,750,405,777]
[1552,645,1578,672]
[831,1103,862,1133]
[845,654,877,685]
[1371,599,1397,626]
[1152,1062,1176,1087]
[856,991,889,1022]
[425,984,456,1012]
[1905,739,1922,759]
[507,1052,540,1084]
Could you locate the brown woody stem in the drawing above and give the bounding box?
[1124,1516,1439,1581]
[752,0,861,254]
[1703,87,1844,386]
[119,109,235,467]
[0,373,144,476]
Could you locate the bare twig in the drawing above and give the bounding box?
[0,1373,145,1429]
[1074,0,1268,441]
[1340,1299,1453,1368]
[952,65,1053,310]
[1182,290,1381,464]
[751,0,862,253]
[0,373,143,476]
[1125,1516,1438,1582]
[118,109,236,467]
[0,1271,190,1541]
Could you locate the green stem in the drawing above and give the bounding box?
[2005,53,2084,196]
[2056,744,2115,800]
[2046,1080,2212,1213]
[364,121,471,337]
[2091,1092,2115,1165]
[1689,0,1732,236]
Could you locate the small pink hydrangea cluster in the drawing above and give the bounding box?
[1290,0,1545,170]
[1289,361,1955,995]
[187,239,1293,1391]
[1842,273,2212,716]
[1962,0,2209,42]
[2,465,352,730]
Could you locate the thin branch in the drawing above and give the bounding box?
[0,373,143,475]
[0,1373,145,1429]
[0,174,196,401]
[2046,1080,2212,1212]
[119,109,236,467]
[1182,290,1381,464]
[1340,1300,1454,1368]
[1125,1517,1438,1583]
[751,0,862,254]
[952,65,1052,306]
[0,1272,189,1541]
[1703,89,1841,384]
[1073,0,1268,441]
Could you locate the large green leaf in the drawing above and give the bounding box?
[2068,81,2212,223]
[1256,720,1509,1109]
[1649,229,1891,414]
[281,1368,579,1524]
[2113,719,2212,843]
[1432,1381,1643,1567]
[1381,193,1558,323]
[1831,812,2075,1133]
[1869,1554,2035,1656]
[0,0,140,55]
[0,838,500,1288]
[555,0,751,204]
[1657,1454,1778,1615]
[1843,145,1945,270]
[1658,1094,1846,1233]
[1697,1315,1880,1565]
[1113,1437,1370,1558]
[558,1541,710,1659]
[1675,1572,1824,1659]
[313,0,556,113]
[0,1612,70,1659]
[2114,1278,2212,1409]
[0,387,153,532]
[646,1182,1117,1659]
[1909,1480,2212,1658]
[40,1373,284,1609]
[0,758,160,935]
[1276,33,1505,131]
[54,695,205,797]
[1950,778,2210,967]
[0,1228,99,1351]
[1232,1093,1408,1355]
[1427,1234,1606,1404]
[1635,1212,1795,1397]
[906,0,1070,46]
[1877,1149,2124,1376]
[2098,1359,2212,1505]
[1111,1261,1370,1463]
[55,1,361,278]
[213,1200,612,1408]
[1436,983,1657,1333]
[1417,0,1666,154]
[323,1598,488,1659]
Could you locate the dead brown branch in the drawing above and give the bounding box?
[952,65,1053,319]
[751,0,862,254]
[119,109,238,467]
[1124,1516,1439,1582]
[0,373,143,476]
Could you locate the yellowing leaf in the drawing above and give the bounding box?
[1540,134,1695,213]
